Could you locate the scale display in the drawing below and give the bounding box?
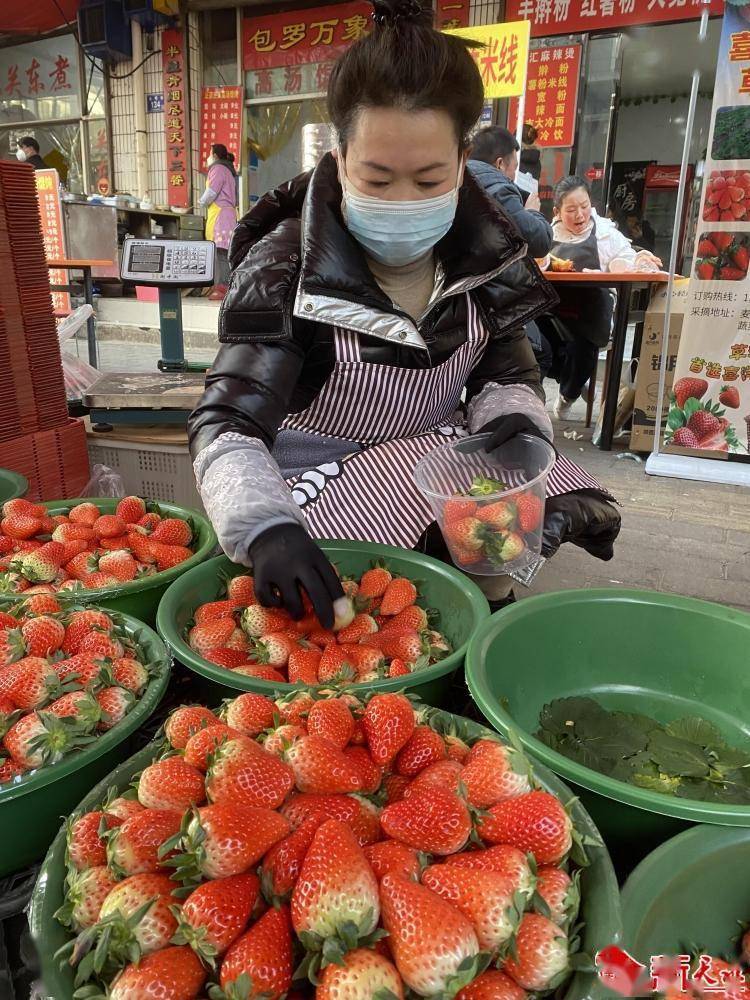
[120,236,215,287]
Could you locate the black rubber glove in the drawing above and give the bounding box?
[479,412,555,452]
[248,522,344,629]
[541,491,621,561]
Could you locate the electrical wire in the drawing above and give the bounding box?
[49,0,162,81]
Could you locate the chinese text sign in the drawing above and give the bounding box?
[242,2,371,71]
[446,21,531,100]
[162,27,189,209]
[34,169,70,314]
[666,5,750,460]
[200,87,244,171]
[508,44,581,146]
[506,0,723,38]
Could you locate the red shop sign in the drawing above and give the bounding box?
[200,86,244,169]
[645,164,682,187]
[508,44,582,147]
[162,26,189,209]
[505,0,723,38]
[242,1,371,71]
[35,168,70,313]
[435,0,471,29]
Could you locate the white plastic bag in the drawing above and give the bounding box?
[57,304,98,399]
[82,464,125,498]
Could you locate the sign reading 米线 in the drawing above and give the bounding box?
[446,21,531,99]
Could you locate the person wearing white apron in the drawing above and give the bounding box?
[188,0,620,629]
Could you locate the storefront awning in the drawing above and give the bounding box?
[0,0,80,37]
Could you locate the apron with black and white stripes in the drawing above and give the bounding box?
[282,293,607,548]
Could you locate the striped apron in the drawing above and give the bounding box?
[282,294,608,549]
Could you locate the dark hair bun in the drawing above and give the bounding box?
[372,0,430,26]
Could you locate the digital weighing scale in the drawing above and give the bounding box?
[84,237,216,427]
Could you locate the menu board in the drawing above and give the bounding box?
[200,86,244,169]
[508,44,582,147]
[35,168,70,313]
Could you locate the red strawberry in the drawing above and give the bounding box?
[76,628,124,660]
[232,663,287,683]
[223,692,275,736]
[280,791,360,831]
[306,698,355,749]
[443,844,536,901]
[394,724,447,777]
[687,409,721,439]
[288,642,322,684]
[65,551,99,582]
[6,656,60,709]
[404,759,463,799]
[206,736,294,810]
[106,808,183,877]
[291,819,380,953]
[16,548,61,584]
[56,864,119,931]
[67,809,121,870]
[380,577,418,615]
[719,384,741,408]
[226,574,256,604]
[381,785,471,855]
[422,863,522,953]
[252,630,295,667]
[4,710,84,768]
[388,658,411,678]
[166,804,289,881]
[260,815,322,905]
[478,791,572,864]
[108,946,205,1000]
[444,498,479,526]
[515,492,543,533]
[111,657,149,694]
[184,724,240,772]
[457,970,528,1000]
[476,500,516,531]
[347,793,381,847]
[115,496,147,524]
[732,244,750,271]
[173,873,259,964]
[672,427,701,448]
[317,642,358,683]
[444,517,485,552]
[188,619,236,656]
[19,594,61,616]
[92,514,126,539]
[62,609,114,653]
[150,517,192,546]
[98,549,138,582]
[195,601,239,626]
[105,797,145,823]
[354,645,386,678]
[52,654,109,689]
[380,874,484,997]
[503,913,569,991]
[84,571,120,590]
[263,723,307,756]
[1,512,42,540]
[126,531,157,564]
[96,686,135,728]
[337,613,379,643]
[52,522,94,544]
[367,628,426,664]
[240,604,292,637]
[316,947,405,1000]
[203,647,249,669]
[363,693,415,767]
[697,238,719,256]
[0,627,25,667]
[219,905,293,1000]
[91,871,179,961]
[20,615,65,657]
[2,498,45,519]
[46,690,103,730]
[460,738,532,808]
[535,865,579,926]
[164,705,220,750]
[445,735,471,763]
[673,377,709,408]
[358,564,393,600]
[69,502,100,526]
[719,266,746,280]
[137,756,206,812]
[364,839,422,882]
[381,605,429,633]
[0,757,26,782]
[344,745,382,794]
[284,734,363,794]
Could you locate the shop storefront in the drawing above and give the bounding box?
[0,31,110,195]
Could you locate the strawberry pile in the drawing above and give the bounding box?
[703,170,750,224]
[0,496,197,597]
[187,563,452,685]
[441,484,544,572]
[667,378,743,453]
[54,692,593,1000]
[694,231,750,282]
[0,598,159,784]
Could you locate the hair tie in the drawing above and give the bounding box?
[372,0,425,26]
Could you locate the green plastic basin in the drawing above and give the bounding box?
[0,469,28,505]
[157,542,490,704]
[621,825,750,959]
[0,611,170,876]
[465,588,750,873]
[0,498,217,626]
[29,707,621,1000]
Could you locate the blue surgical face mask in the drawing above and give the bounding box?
[340,155,462,267]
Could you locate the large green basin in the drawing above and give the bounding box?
[621,825,750,960]
[0,497,217,626]
[0,611,170,876]
[157,543,490,704]
[0,469,28,505]
[465,588,750,873]
[29,707,621,1000]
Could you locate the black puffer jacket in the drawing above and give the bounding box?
[187,153,558,458]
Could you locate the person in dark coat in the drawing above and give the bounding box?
[468,125,552,258]
[187,0,620,626]
[16,136,47,170]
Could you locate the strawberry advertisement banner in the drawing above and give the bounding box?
[665,2,750,460]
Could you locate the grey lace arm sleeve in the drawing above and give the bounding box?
[194,431,305,565]
[467,381,554,442]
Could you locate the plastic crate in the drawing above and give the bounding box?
[87,437,205,512]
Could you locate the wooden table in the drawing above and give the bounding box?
[47,258,113,369]
[544,271,670,450]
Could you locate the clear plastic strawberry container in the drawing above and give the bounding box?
[413,432,556,576]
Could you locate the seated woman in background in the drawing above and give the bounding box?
[540,175,661,420]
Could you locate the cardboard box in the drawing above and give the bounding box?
[630,280,689,453]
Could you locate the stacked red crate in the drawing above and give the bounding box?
[0,162,90,499]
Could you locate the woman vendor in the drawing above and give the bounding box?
[199,142,239,290]
[188,1,620,628]
[543,175,661,421]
